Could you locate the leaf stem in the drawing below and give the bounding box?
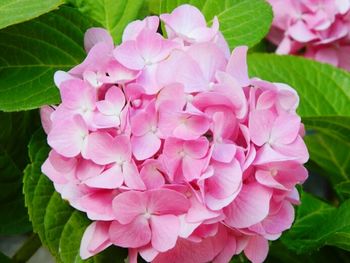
[12,233,41,263]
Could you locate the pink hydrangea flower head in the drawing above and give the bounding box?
[40,4,309,263]
[267,0,350,70]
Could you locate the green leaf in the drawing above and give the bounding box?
[282,192,350,253]
[161,0,273,49]
[0,252,12,263]
[0,111,39,235]
[266,240,350,263]
[335,181,350,199]
[0,0,63,30]
[248,54,350,187]
[67,0,144,43]
[23,130,127,262]
[0,6,97,112]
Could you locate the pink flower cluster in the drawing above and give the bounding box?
[268,0,350,70]
[41,4,308,263]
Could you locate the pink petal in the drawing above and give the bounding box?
[85,133,131,165]
[84,164,123,189]
[140,160,165,190]
[53,70,74,88]
[224,183,272,228]
[122,161,146,190]
[249,110,275,146]
[315,46,339,67]
[79,190,116,221]
[80,221,112,259]
[213,234,236,263]
[131,132,161,160]
[226,46,250,87]
[109,217,151,248]
[244,236,269,263]
[273,136,309,164]
[114,40,145,70]
[262,201,294,234]
[255,169,287,190]
[112,191,147,224]
[288,20,317,42]
[187,42,226,83]
[157,50,207,93]
[160,4,207,41]
[212,143,236,163]
[40,106,54,134]
[147,189,190,215]
[60,79,96,111]
[270,113,301,145]
[48,115,88,158]
[84,28,113,53]
[184,137,209,158]
[204,160,242,211]
[123,16,159,41]
[150,215,180,252]
[153,225,227,263]
[104,86,125,112]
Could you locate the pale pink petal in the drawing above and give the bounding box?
[150,214,180,252]
[249,110,275,146]
[122,161,146,190]
[288,20,317,42]
[123,16,159,41]
[80,221,112,259]
[84,164,123,189]
[84,28,113,53]
[131,132,161,160]
[85,133,131,165]
[114,41,145,70]
[226,46,250,86]
[48,115,88,158]
[53,70,74,88]
[187,42,226,83]
[212,143,236,163]
[139,245,159,262]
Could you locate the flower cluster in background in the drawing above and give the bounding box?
[41,4,308,263]
[267,0,350,70]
